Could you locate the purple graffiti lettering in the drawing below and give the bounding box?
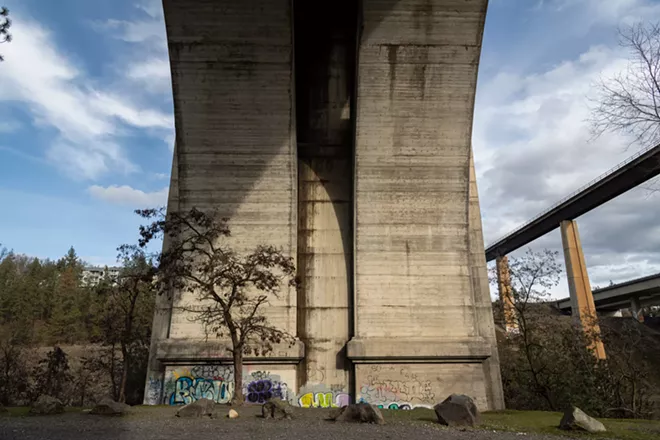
[246,380,281,404]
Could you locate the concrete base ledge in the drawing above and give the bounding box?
[346,337,492,362]
[155,338,305,363]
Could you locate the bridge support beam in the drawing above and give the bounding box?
[560,220,606,360]
[496,256,518,333]
[630,296,644,322]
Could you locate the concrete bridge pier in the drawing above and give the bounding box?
[560,220,606,360]
[495,256,518,333]
[630,296,644,322]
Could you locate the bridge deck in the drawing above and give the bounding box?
[485,143,660,262]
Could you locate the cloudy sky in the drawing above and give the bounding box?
[1,0,659,298]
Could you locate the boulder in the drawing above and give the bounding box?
[89,398,132,416]
[331,403,385,425]
[434,394,480,427]
[175,398,216,418]
[559,406,606,433]
[262,398,293,420]
[228,409,239,419]
[29,395,65,416]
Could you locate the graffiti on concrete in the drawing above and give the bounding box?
[145,377,164,405]
[166,366,234,405]
[245,379,282,403]
[298,391,350,408]
[243,370,292,404]
[357,398,432,410]
[358,365,435,408]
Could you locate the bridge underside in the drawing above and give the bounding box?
[145,0,504,411]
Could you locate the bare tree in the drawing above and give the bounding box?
[134,207,296,405]
[590,22,660,156]
[496,249,563,409]
[0,7,11,62]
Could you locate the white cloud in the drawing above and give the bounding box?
[88,184,168,207]
[125,57,172,93]
[94,18,165,47]
[136,0,164,19]
[0,13,173,180]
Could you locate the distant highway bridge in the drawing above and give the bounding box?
[485,143,660,262]
[488,143,660,356]
[554,272,660,319]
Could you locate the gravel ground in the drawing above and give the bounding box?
[0,406,578,440]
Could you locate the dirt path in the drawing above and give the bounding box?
[0,406,576,440]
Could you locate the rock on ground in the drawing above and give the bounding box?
[228,409,239,419]
[29,395,65,416]
[559,406,606,433]
[331,403,385,424]
[89,398,132,416]
[262,398,293,420]
[434,394,481,427]
[175,398,216,418]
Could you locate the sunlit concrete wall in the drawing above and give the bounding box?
[146,0,504,411]
[347,0,504,410]
[144,0,300,405]
[160,0,298,340]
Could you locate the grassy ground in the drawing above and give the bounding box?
[385,408,660,440]
[2,405,659,440]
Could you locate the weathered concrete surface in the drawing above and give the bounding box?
[560,220,606,359]
[294,0,356,394]
[162,0,298,341]
[496,256,518,333]
[350,0,504,410]
[147,0,504,410]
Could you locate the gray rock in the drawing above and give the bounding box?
[559,406,606,433]
[29,395,64,416]
[175,398,216,418]
[262,398,293,420]
[434,394,480,427]
[90,398,132,416]
[331,403,385,425]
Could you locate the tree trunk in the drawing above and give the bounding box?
[118,344,129,403]
[109,344,119,402]
[232,350,244,405]
[119,287,138,403]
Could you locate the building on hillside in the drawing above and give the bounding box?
[81,266,120,287]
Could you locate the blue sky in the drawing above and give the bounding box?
[1,0,660,297]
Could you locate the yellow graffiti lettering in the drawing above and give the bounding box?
[298,392,339,408]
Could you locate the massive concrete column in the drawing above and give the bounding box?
[294,0,357,396]
[347,0,504,411]
[496,256,518,333]
[150,0,504,409]
[146,0,303,405]
[143,143,178,404]
[560,220,606,360]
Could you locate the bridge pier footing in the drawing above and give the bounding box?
[560,220,606,360]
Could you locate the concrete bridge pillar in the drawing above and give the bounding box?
[495,256,518,333]
[630,296,644,322]
[560,220,606,360]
